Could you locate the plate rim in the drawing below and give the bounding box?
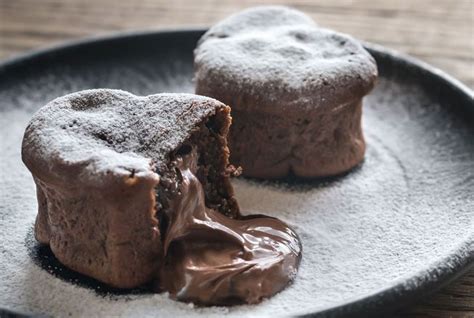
[0,28,472,318]
[1,27,472,98]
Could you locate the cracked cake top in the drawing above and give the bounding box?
[195,6,378,112]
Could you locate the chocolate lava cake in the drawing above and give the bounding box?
[22,89,239,288]
[194,6,378,178]
[21,89,301,305]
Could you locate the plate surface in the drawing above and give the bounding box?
[0,30,472,318]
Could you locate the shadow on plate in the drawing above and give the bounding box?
[25,229,154,297]
[238,160,364,192]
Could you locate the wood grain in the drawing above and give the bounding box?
[0,0,473,317]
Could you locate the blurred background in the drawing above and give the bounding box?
[1,0,473,317]
[0,0,473,89]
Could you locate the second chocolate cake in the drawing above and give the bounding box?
[195,6,378,178]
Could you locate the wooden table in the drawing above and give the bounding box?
[1,0,473,317]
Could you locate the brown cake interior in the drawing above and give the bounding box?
[155,107,239,239]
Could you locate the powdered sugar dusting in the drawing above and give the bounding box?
[200,6,317,34]
[0,37,473,317]
[22,89,226,187]
[194,6,377,111]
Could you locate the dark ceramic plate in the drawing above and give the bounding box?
[0,29,472,318]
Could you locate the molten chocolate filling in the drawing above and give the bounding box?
[158,149,302,305]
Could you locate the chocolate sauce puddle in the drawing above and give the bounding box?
[158,149,302,305]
